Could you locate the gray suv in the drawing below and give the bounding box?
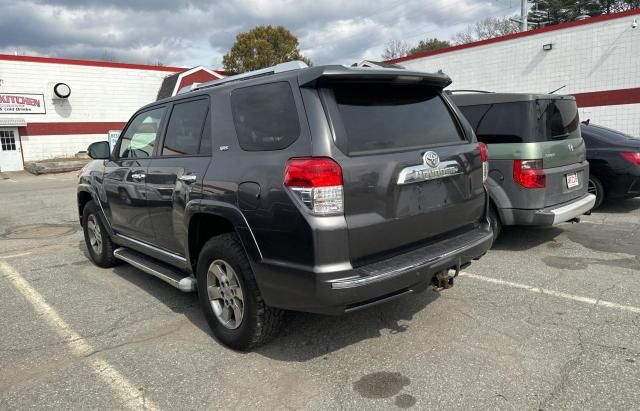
[78,62,493,349]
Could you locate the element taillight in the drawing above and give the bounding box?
[284,157,344,216]
[513,159,546,189]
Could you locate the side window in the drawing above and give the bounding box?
[118,107,165,159]
[162,99,209,156]
[230,82,300,151]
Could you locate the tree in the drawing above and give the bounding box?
[527,0,601,26]
[527,0,639,26]
[381,40,410,59]
[409,38,451,55]
[452,16,520,45]
[222,25,311,74]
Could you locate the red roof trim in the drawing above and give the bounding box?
[21,122,127,136]
[0,54,185,72]
[388,9,640,64]
[573,87,640,108]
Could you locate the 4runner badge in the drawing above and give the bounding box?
[397,152,461,185]
[423,151,440,168]
[568,144,574,151]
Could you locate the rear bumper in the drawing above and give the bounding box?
[604,174,640,199]
[502,193,596,226]
[252,224,493,315]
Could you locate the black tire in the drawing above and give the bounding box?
[488,204,502,243]
[588,175,606,209]
[196,233,283,350]
[82,200,118,268]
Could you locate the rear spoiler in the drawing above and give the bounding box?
[297,65,452,88]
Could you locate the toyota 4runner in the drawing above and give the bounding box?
[78,62,493,349]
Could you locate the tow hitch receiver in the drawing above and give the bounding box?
[431,266,459,291]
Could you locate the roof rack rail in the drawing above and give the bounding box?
[445,89,494,94]
[191,61,308,92]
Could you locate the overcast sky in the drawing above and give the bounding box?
[0,0,521,69]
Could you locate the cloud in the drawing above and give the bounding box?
[0,0,520,68]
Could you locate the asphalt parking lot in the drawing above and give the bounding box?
[1,171,639,410]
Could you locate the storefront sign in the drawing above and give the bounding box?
[0,93,46,114]
[108,130,121,149]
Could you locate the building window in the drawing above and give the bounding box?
[0,130,17,151]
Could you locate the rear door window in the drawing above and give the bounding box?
[326,83,465,156]
[230,82,300,151]
[162,98,209,156]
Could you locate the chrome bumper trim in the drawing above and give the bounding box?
[550,194,596,224]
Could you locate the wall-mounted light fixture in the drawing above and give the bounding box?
[53,82,71,99]
[543,43,553,51]
[632,18,637,29]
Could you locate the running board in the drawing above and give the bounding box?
[113,248,196,292]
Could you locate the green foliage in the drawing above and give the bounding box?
[528,0,639,26]
[409,38,451,55]
[223,25,312,74]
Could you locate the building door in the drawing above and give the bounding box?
[0,128,23,172]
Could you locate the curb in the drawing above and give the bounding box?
[24,160,89,176]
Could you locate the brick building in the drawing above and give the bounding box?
[388,9,640,137]
[0,55,224,171]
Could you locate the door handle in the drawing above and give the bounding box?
[179,174,197,184]
[131,173,146,181]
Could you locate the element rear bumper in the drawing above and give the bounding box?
[503,193,596,226]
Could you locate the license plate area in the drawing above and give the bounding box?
[566,172,579,188]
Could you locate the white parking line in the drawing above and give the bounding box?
[0,259,159,410]
[460,272,640,314]
[0,252,32,259]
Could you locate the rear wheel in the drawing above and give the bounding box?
[488,204,502,243]
[588,175,605,209]
[82,201,118,268]
[196,233,283,350]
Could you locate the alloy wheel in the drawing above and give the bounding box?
[588,178,598,196]
[87,214,103,255]
[206,259,245,330]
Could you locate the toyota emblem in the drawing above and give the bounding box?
[423,151,440,168]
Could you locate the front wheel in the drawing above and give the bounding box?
[588,176,605,209]
[197,233,283,350]
[82,201,118,268]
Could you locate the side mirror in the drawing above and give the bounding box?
[87,141,111,160]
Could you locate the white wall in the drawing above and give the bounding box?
[0,59,178,165]
[400,12,640,135]
[0,60,173,123]
[20,134,107,162]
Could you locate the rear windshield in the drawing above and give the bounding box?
[458,99,580,144]
[326,83,465,156]
[537,99,580,141]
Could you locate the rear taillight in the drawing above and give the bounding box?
[479,143,488,183]
[620,152,640,166]
[284,157,344,216]
[513,159,546,189]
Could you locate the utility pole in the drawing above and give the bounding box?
[521,0,528,32]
